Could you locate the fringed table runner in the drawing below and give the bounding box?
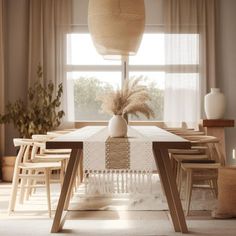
[83,126,158,195]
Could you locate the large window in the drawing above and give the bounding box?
[66,32,199,122]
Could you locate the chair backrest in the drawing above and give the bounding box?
[176,131,205,136]
[13,139,34,167]
[32,134,51,142]
[184,135,225,165]
[185,135,219,144]
[32,134,54,154]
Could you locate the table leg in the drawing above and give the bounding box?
[51,148,81,233]
[153,144,188,233]
[64,150,83,210]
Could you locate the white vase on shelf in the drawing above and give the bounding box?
[108,115,127,138]
[204,88,226,119]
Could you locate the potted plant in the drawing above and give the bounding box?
[0,66,65,181]
[0,66,65,138]
[97,77,155,137]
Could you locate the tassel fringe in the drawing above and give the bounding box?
[83,169,159,196]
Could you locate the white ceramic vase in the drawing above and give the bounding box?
[204,88,226,119]
[108,115,127,138]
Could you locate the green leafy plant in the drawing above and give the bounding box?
[0,66,65,138]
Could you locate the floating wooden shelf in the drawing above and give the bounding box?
[202,119,235,128]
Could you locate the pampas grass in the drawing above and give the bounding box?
[97,77,155,119]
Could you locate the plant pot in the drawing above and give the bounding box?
[2,156,16,182]
[204,88,226,119]
[108,115,127,138]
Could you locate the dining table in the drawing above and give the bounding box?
[46,126,191,233]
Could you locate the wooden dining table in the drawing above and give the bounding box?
[46,126,191,233]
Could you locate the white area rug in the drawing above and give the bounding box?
[70,177,217,211]
[0,177,217,220]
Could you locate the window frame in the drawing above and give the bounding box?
[65,25,200,122]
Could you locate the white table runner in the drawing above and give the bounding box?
[83,126,159,195]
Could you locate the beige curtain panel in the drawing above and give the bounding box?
[163,0,217,126]
[28,0,72,90]
[0,0,5,160]
[164,0,217,92]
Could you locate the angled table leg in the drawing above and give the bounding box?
[51,148,82,233]
[153,143,188,233]
[64,150,83,210]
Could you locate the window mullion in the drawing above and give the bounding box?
[65,65,122,72]
[128,65,199,73]
[122,58,129,86]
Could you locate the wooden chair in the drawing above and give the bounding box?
[8,139,61,217]
[180,137,225,215]
[168,130,208,188]
[32,134,71,154]
[26,135,71,198]
[170,134,216,185]
[32,133,81,195]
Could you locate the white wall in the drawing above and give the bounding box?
[5,0,29,155]
[216,0,236,164]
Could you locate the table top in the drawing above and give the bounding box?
[46,126,191,150]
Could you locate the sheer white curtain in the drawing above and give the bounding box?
[163,0,217,128]
[0,0,5,161]
[164,73,200,128]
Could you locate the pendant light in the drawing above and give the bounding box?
[88,0,145,60]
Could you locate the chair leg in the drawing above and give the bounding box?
[172,158,177,178]
[185,170,193,216]
[178,165,183,194]
[212,179,218,198]
[8,168,20,214]
[45,169,52,218]
[19,170,27,204]
[60,161,65,188]
[207,180,215,198]
[79,157,83,183]
[31,170,38,194]
[25,170,34,201]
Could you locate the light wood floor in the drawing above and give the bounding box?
[0,182,236,236]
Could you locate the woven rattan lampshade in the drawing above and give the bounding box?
[88,0,145,59]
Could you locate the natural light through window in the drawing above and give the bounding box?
[65,32,199,121]
[129,34,165,65]
[67,34,120,65]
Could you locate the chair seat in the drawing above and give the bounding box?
[192,169,218,179]
[182,159,216,164]
[43,149,71,154]
[174,154,209,161]
[169,149,202,154]
[19,162,61,169]
[33,154,70,162]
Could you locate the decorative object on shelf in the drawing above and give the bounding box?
[0,66,65,138]
[97,77,155,137]
[88,0,145,59]
[204,88,226,119]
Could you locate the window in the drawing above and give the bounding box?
[66,33,122,121]
[65,31,199,122]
